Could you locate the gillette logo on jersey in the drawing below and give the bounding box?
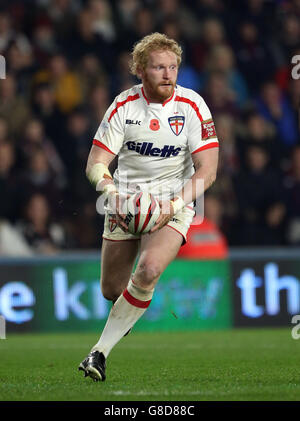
[125,141,181,157]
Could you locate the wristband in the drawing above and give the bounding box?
[106,189,119,213]
[171,196,185,214]
[101,183,117,197]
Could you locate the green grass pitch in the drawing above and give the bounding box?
[0,328,299,401]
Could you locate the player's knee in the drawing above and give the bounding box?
[135,260,162,286]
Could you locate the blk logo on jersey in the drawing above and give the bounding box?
[126,141,181,157]
[168,116,185,136]
[126,119,141,125]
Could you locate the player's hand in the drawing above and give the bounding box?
[149,200,174,234]
[108,192,129,232]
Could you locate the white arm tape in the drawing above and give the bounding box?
[87,163,117,196]
[171,196,185,214]
[100,183,117,196]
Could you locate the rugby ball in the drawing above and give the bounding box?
[122,192,160,234]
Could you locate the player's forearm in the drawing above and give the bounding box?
[181,167,217,202]
[86,146,116,195]
[86,147,112,180]
[171,147,219,213]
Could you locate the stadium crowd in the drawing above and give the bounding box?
[0,0,299,255]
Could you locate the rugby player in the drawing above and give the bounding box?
[78,33,219,381]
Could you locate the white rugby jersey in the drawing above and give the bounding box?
[93,84,219,200]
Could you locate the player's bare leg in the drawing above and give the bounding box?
[134,225,183,290]
[83,225,182,381]
[79,238,139,381]
[100,238,139,301]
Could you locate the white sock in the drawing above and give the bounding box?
[92,278,154,358]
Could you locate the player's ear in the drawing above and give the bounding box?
[136,65,144,80]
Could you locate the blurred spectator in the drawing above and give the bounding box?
[256,81,299,147]
[279,14,300,62]
[6,40,35,96]
[110,51,136,98]
[133,7,157,40]
[290,0,300,17]
[202,71,239,117]
[195,0,229,23]
[0,219,33,256]
[65,110,101,227]
[77,54,108,102]
[89,84,111,133]
[115,0,140,33]
[288,78,300,119]
[66,8,113,69]
[0,74,31,138]
[0,12,12,53]
[236,112,283,169]
[19,147,64,216]
[0,118,9,142]
[202,44,249,106]
[62,107,92,177]
[118,7,157,51]
[233,145,285,245]
[159,16,181,44]
[234,21,276,92]
[261,201,286,245]
[0,142,18,221]
[155,0,199,40]
[32,19,58,66]
[214,114,239,175]
[45,0,78,41]
[0,11,31,54]
[17,193,66,254]
[31,82,65,146]
[240,0,276,37]
[190,17,226,72]
[69,202,104,249]
[208,171,238,244]
[33,53,83,113]
[283,146,300,245]
[88,0,116,43]
[204,193,224,230]
[18,118,66,184]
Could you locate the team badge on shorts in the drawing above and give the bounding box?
[108,215,117,232]
[168,116,185,136]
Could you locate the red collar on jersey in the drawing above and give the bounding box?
[141,87,175,107]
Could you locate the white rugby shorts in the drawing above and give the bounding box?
[103,206,195,244]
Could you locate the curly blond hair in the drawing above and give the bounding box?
[130,32,182,77]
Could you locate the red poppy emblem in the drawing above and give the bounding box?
[109,216,117,232]
[150,119,160,131]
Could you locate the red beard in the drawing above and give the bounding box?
[143,74,175,103]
